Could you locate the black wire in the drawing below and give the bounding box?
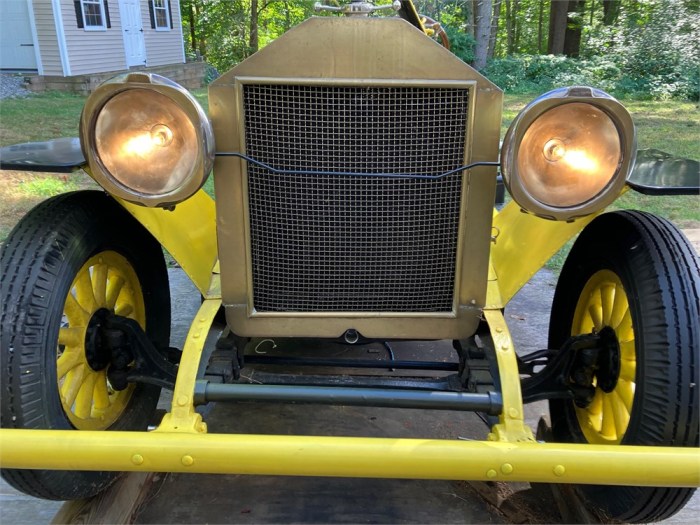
[214,151,500,181]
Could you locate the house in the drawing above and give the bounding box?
[1,0,186,79]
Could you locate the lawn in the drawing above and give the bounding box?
[1,89,698,245]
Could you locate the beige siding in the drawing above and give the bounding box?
[142,0,184,67]
[61,1,127,75]
[32,1,62,75]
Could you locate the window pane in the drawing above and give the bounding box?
[82,0,103,28]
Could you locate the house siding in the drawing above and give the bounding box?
[32,1,62,75]
[61,1,127,75]
[142,0,184,67]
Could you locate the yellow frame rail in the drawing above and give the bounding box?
[0,429,697,487]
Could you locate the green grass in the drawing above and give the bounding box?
[19,176,79,197]
[0,91,86,146]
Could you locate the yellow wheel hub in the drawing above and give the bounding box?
[57,251,145,430]
[571,269,636,445]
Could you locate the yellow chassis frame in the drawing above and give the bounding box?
[1,191,698,488]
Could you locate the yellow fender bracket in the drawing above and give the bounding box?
[489,201,600,307]
[117,190,218,296]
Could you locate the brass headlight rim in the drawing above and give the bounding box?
[80,73,215,208]
[501,87,636,221]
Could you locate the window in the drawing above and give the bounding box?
[152,0,171,31]
[75,0,111,31]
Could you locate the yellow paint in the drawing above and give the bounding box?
[573,269,636,444]
[0,429,697,487]
[489,201,599,307]
[483,310,534,443]
[116,190,217,296]
[59,251,143,430]
[155,298,221,434]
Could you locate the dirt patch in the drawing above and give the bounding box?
[0,170,96,241]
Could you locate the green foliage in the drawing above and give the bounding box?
[444,26,474,64]
[483,51,696,101]
[19,177,79,197]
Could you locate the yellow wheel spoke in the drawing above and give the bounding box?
[115,303,134,318]
[92,263,109,307]
[58,327,83,348]
[615,379,635,411]
[610,390,631,439]
[56,348,84,379]
[617,309,634,343]
[75,269,97,313]
[619,339,636,362]
[601,394,617,439]
[74,372,98,419]
[105,275,125,310]
[610,287,629,329]
[59,251,145,430]
[92,372,111,410]
[61,364,86,408]
[64,293,90,325]
[600,283,616,326]
[619,355,636,382]
[588,302,603,331]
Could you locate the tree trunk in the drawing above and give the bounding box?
[474,0,492,70]
[249,0,259,55]
[505,0,513,55]
[548,0,568,55]
[467,0,476,37]
[488,0,502,59]
[513,0,521,52]
[188,3,197,55]
[537,0,545,54]
[194,2,205,58]
[603,0,621,26]
[548,0,585,56]
[562,0,585,57]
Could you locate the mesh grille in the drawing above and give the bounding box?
[243,84,469,312]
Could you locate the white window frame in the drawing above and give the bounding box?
[153,0,171,31]
[81,0,107,31]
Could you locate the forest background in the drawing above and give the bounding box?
[180,0,699,102]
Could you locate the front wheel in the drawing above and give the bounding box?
[549,211,698,523]
[0,191,170,500]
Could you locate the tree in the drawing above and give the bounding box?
[474,0,493,69]
[548,0,586,57]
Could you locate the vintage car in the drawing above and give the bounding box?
[0,1,698,522]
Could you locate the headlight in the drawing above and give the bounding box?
[80,73,214,207]
[501,87,636,221]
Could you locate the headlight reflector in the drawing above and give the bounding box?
[502,87,635,220]
[81,73,214,207]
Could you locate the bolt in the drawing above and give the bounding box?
[486,469,497,479]
[131,454,144,465]
[508,408,519,418]
[495,327,503,333]
[177,395,189,406]
[553,465,566,477]
[181,455,194,466]
[501,463,514,475]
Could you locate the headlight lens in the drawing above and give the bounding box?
[502,87,635,221]
[81,73,214,207]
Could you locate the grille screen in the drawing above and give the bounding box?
[243,84,469,312]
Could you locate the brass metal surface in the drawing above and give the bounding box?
[210,16,502,339]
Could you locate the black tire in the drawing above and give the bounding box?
[549,211,699,523]
[1,191,170,500]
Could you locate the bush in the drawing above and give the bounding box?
[482,53,697,101]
